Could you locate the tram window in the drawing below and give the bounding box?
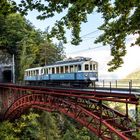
[70,65,73,72]
[45,68,48,74]
[90,64,92,70]
[93,64,96,70]
[49,68,51,74]
[35,69,39,75]
[74,65,77,72]
[46,69,48,74]
[52,67,55,74]
[60,66,64,73]
[85,64,89,70]
[30,71,31,76]
[56,67,59,74]
[65,66,68,73]
[78,65,81,71]
[44,69,46,74]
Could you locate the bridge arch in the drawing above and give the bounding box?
[4,93,130,140]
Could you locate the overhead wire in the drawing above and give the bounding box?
[80,30,100,38]
[67,37,135,55]
[67,45,104,54]
[66,29,101,44]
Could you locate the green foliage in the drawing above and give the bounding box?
[0,3,65,81]
[14,113,40,140]
[63,126,91,140]
[0,12,39,80]
[0,113,41,140]
[0,13,32,54]
[62,116,98,140]
[0,111,99,140]
[0,0,16,16]
[18,30,43,80]
[9,0,140,71]
[38,112,61,140]
[39,40,65,66]
[0,121,19,140]
[18,32,65,80]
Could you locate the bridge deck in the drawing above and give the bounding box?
[0,83,139,104]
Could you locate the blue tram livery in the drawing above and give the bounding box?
[24,57,98,87]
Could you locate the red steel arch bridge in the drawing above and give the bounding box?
[0,82,139,140]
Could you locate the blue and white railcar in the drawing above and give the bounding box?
[24,57,98,87]
[24,67,42,82]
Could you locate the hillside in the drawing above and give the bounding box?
[125,69,140,79]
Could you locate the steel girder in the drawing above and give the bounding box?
[0,83,139,104]
[4,93,136,140]
[0,83,138,139]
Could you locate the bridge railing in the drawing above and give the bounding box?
[16,79,140,93]
[96,79,140,92]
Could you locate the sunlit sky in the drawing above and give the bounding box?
[15,2,140,79]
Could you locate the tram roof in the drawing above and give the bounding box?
[25,57,98,71]
[25,67,42,71]
[45,57,97,67]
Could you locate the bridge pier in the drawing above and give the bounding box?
[0,87,16,120]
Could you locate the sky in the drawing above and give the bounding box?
[19,3,140,80]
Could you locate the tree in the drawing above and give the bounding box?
[62,116,98,140]
[0,113,40,140]
[0,121,19,140]
[0,4,65,81]
[14,113,41,140]
[0,13,42,80]
[18,31,65,80]
[38,112,61,140]
[39,40,65,66]
[10,0,140,71]
[18,29,43,80]
[0,0,16,16]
